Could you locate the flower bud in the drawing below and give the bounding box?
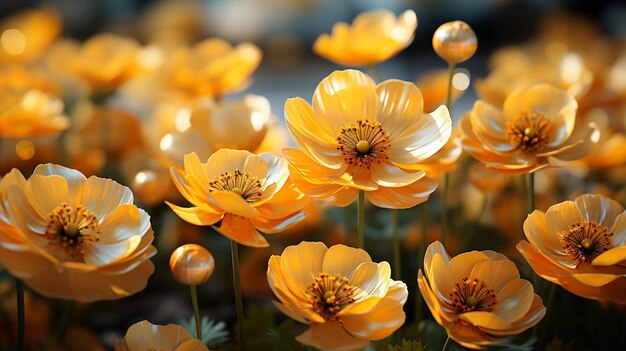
[169,244,215,286]
[432,21,477,64]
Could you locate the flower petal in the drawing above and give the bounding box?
[312,69,378,132]
[296,321,370,351]
[366,177,437,209]
[341,297,405,340]
[165,202,223,226]
[214,214,268,248]
[322,244,371,278]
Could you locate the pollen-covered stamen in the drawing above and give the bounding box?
[45,203,100,258]
[506,110,554,154]
[560,220,613,264]
[336,119,390,168]
[447,277,497,313]
[306,272,358,321]
[208,169,263,204]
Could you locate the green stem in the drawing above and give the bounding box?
[230,240,245,351]
[527,172,535,214]
[441,173,450,245]
[56,300,74,343]
[366,64,382,83]
[415,203,429,327]
[445,63,457,111]
[442,336,452,351]
[391,209,401,280]
[357,191,365,249]
[16,279,24,351]
[190,285,203,342]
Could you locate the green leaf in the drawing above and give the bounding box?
[386,338,429,351]
[179,315,229,347]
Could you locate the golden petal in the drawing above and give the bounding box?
[208,191,259,218]
[375,80,424,139]
[280,241,327,298]
[365,176,437,209]
[574,193,624,229]
[165,202,223,226]
[312,69,378,132]
[321,244,371,278]
[213,214,268,248]
[340,297,405,340]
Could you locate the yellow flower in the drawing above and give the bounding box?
[461,83,598,174]
[575,108,626,170]
[417,69,465,113]
[475,48,593,107]
[418,241,545,350]
[417,125,463,178]
[46,34,143,92]
[165,38,262,98]
[313,9,417,67]
[115,320,208,351]
[518,194,626,304]
[283,69,451,208]
[0,164,156,302]
[0,7,61,63]
[0,88,69,138]
[267,241,408,351]
[167,150,308,248]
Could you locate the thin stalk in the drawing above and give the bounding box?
[190,285,203,342]
[441,173,450,245]
[56,300,75,343]
[16,279,24,351]
[527,172,535,214]
[445,63,456,110]
[442,336,452,351]
[537,284,557,348]
[366,64,382,82]
[415,203,429,327]
[230,240,245,351]
[391,209,401,280]
[357,191,365,249]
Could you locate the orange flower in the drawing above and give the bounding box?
[115,320,208,351]
[167,150,308,248]
[0,88,69,138]
[461,83,598,174]
[267,241,408,351]
[165,38,262,98]
[518,194,626,304]
[283,69,451,209]
[0,164,156,302]
[418,241,545,350]
[313,9,417,67]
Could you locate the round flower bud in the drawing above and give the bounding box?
[432,21,477,64]
[169,244,215,286]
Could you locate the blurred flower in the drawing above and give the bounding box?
[49,327,106,351]
[575,108,626,170]
[518,194,626,304]
[468,163,509,193]
[167,150,308,248]
[432,21,477,64]
[163,38,262,99]
[313,9,417,67]
[462,83,598,174]
[0,64,65,96]
[170,244,215,286]
[268,241,408,351]
[0,164,156,302]
[417,69,465,113]
[475,48,593,107]
[0,88,69,138]
[45,34,146,93]
[138,0,203,47]
[283,69,451,209]
[0,7,61,63]
[115,320,208,351]
[418,241,545,349]
[0,280,51,349]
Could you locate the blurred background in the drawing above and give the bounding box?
[1,0,626,350]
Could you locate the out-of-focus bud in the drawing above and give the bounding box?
[169,244,215,286]
[432,21,477,64]
[469,163,509,193]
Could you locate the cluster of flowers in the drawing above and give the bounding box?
[0,5,625,351]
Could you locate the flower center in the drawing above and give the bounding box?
[447,277,497,313]
[45,203,100,258]
[336,119,390,168]
[560,220,613,264]
[208,169,263,204]
[506,110,554,154]
[306,272,357,321]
